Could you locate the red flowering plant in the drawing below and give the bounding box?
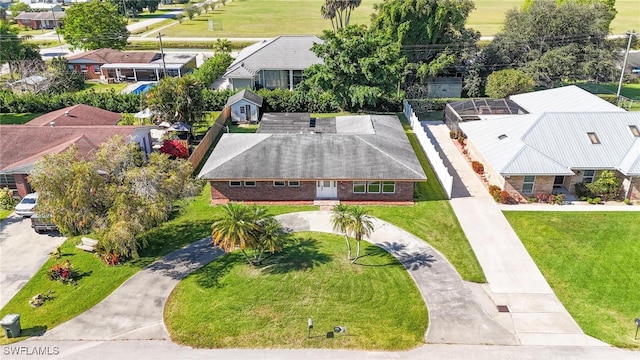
[48,259,78,285]
[159,139,189,159]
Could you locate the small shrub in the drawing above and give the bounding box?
[574,182,595,199]
[457,136,465,146]
[624,198,631,205]
[159,139,189,159]
[587,198,593,204]
[449,131,456,139]
[102,253,121,266]
[0,187,17,210]
[593,197,601,204]
[553,193,566,205]
[499,190,517,204]
[488,185,501,201]
[471,161,484,174]
[48,260,78,285]
[536,193,549,203]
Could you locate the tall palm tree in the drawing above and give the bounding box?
[331,204,353,260]
[254,217,290,265]
[348,206,374,263]
[211,203,261,264]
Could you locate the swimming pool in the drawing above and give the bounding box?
[132,83,156,95]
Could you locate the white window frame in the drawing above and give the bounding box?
[382,181,396,194]
[273,181,285,187]
[353,181,366,194]
[583,170,595,184]
[367,181,381,193]
[229,181,241,187]
[244,181,256,187]
[522,176,535,194]
[288,181,300,187]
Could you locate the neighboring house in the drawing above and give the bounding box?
[67,49,196,81]
[456,86,640,201]
[621,50,640,78]
[225,89,263,123]
[14,11,64,30]
[28,3,61,11]
[426,77,463,98]
[198,114,427,204]
[223,35,323,91]
[24,104,122,126]
[0,105,152,197]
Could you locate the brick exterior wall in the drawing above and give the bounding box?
[504,175,555,198]
[626,176,640,200]
[72,64,103,80]
[209,180,415,204]
[14,174,31,197]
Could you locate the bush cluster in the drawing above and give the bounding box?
[0,187,17,210]
[471,161,484,174]
[0,90,142,113]
[48,260,79,285]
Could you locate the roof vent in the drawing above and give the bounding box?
[49,121,55,127]
[498,134,507,140]
[64,111,70,117]
[309,117,316,128]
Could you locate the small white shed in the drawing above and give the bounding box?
[225,89,263,123]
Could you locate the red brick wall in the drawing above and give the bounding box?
[72,64,103,80]
[209,180,415,203]
[14,174,31,197]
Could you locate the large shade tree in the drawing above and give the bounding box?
[484,0,618,88]
[0,21,43,81]
[60,2,129,50]
[146,76,206,126]
[300,25,405,111]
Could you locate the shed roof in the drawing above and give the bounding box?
[199,115,426,181]
[509,85,625,113]
[225,89,263,107]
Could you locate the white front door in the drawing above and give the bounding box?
[316,180,337,199]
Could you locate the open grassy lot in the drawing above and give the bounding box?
[577,82,640,100]
[0,113,41,124]
[504,211,640,348]
[165,231,427,349]
[160,0,636,38]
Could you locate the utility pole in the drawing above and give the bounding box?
[51,7,61,44]
[616,29,635,100]
[157,33,168,77]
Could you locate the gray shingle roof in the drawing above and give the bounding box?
[224,35,323,78]
[225,89,263,107]
[460,112,640,176]
[198,115,426,181]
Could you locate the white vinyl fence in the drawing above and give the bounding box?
[403,100,453,199]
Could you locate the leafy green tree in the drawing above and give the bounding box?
[0,21,43,81]
[30,136,200,259]
[184,5,197,20]
[109,0,160,16]
[146,76,206,126]
[8,2,29,15]
[484,0,616,87]
[212,39,232,54]
[46,57,85,94]
[300,25,405,111]
[330,204,353,260]
[320,0,361,32]
[191,53,233,88]
[587,170,620,201]
[485,69,535,98]
[175,14,184,24]
[60,2,129,50]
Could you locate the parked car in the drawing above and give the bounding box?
[14,192,38,217]
[31,214,58,234]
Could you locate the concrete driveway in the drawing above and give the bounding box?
[0,214,66,309]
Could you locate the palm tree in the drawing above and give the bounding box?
[330,204,353,260]
[348,206,374,263]
[254,217,290,265]
[211,203,261,264]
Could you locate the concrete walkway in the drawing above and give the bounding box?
[427,122,607,347]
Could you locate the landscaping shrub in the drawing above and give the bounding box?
[624,198,631,205]
[499,190,517,204]
[160,139,189,159]
[471,161,484,174]
[0,90,142,113]
[593,197,602,204]
[488,185,501,201]
[48,260,79,285]
[574,182,595,199]
[0,187,17,210]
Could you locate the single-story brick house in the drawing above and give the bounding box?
[198,114,427,204]
[223,35,323,91]
[459,112,640,201]
[225,89,263,123]
[67,48,196,81]
[0,105,152,197]
[14,11,64,30]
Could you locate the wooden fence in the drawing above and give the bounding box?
[188,106,231,170]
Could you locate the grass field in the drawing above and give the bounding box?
[0,113,41,124]
[165,232,427,349]
[504,211,640,348]
[81,82,128,93]
[159,0,637,38]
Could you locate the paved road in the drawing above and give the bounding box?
[0,215,65,309]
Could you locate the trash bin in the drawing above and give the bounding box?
[0,314,21,338]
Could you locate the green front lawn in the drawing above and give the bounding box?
[504,211,640,348]
[81,82,128,93]
[0,113,41,124]
[165,232,427,349]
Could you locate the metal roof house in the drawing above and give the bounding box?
[457,86,640,200]
[223,35,323,91]
[198,114,427,204]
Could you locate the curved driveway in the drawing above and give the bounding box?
[41,211,515,345]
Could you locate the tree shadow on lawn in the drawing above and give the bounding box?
[260,237,331,275]
[352,245,404,267]
[195,252,242,289]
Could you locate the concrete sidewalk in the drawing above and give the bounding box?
[427,122,607,347]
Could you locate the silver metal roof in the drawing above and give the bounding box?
[199,115,426,181]
[509,85,625,113]
[460,112,640,176]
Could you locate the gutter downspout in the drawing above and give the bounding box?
[625,176,633,199]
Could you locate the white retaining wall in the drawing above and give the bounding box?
[403,100,453,199]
